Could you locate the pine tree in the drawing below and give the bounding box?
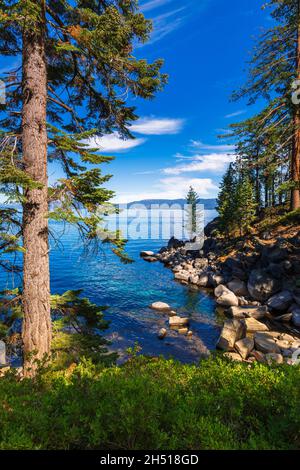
[235,175,257,236]
[186,186,199,236]
[0,1,167,375]
[231,0,300,211]
[217,163,237,235]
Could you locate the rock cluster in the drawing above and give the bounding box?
[142,229,300,364]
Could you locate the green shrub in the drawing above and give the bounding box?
[0,356,299,450]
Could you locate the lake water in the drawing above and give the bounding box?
[0,209,222,363]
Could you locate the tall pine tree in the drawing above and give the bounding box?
[0,1,166,375]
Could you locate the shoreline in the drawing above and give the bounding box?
[142,219,300,365]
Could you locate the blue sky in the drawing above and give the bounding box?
[101,0,270,203]
[1,0,271,203]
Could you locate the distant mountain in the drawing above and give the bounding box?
[123,198,217,210]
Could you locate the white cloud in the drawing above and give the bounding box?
[225,109,246,119]
[140,0,173,13]
[87,133,146,153]
[146,8,186,45]
[114,176,218,203]
[130,117,184,135]
[190,140,235,152]
[163,153,235,175]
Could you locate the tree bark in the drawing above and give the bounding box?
[22,1,51,376]
[291,0,300,210]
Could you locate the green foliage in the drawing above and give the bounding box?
[0,356,299,450]
[0,0,167,263]
[0,289,115,367]
[217,163,237,235]
[217,165,257,236]
[220,0,300,213]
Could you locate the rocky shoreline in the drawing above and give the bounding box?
[141,221,300,365]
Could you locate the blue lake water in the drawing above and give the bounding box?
[0,210,222,363]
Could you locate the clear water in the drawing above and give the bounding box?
[0,210,221,363]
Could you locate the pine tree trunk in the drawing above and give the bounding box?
[291,0,300,210]
[22,2,51,376]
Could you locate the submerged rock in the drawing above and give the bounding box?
[140,251,155,258]
[169,316,189,327]
[158,328,167,340]
[150,302,172,312]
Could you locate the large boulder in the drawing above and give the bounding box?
[235,337,254,360]
[150,302,172,313]
[214,284,231,298]
[204,217,220,237]
[217,319,246,351]
[244,317,269,333]
[267,291,293,313]
[292,307,300,328]
[254,332,281,354]
[216,291,239,308]
[227,279,249,297]
[174,272,190,283]
[247,269,281,302]
[266,353,284,365]
[197,273,209,287]
[228,306,267,320]
[167,237,185,250]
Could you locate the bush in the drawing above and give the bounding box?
[0,356,299,450]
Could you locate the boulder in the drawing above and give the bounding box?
[266,353,284,365]
[228,306,267,320]
[254,332,281,354]
[217,319,246,351]
[227,279,249,297]
[140,251,155,258]
[178,328,189,335]
[214,284,231,298]
[250,350,266,363]
[197,274,209,287]
[267,291,293,313]
[274,313,293,323]
[150,302,172,312]
[169,316,189,327]
[144,256,158,263]
[292,310,300,328]
[245,317,269,333]
[235,337,254,360]
[216,291,239,308]
[174,272,190,282]
[168,237,185,250]
[223,352,243,362]
[189,275,200,285]
[158,328,167,340]
[204,217,220,237]
[247,269,281,302]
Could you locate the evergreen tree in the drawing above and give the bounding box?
[0,1,167,375]
[235,175,257,236]
[216,163,237,235]
[231,0,300,210]
[186,186,199,236]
